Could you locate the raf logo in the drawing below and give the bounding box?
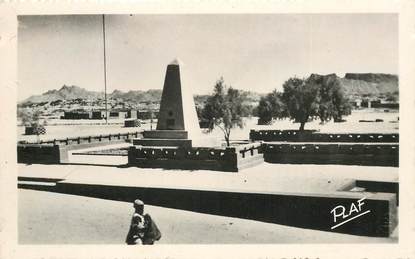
[330,197,371,230]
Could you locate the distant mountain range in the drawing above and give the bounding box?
[20,85,262,105]
[20,73,398,105]
[21,85,163,104]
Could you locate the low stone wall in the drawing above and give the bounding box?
[22,181,396,237]
[124,119,141,127]
[25,125,46,135]
[17,132,141,164]
[128,143,264,172]
[262,143,398,167]
[250,130,399,143]
[17,144,67,164]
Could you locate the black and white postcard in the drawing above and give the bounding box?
[1,1,414,259]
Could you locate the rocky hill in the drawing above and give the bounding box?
[21,85,163,104]
[309,73,398,97]
[344,73,398,84]
[23,85,102,103]
[339,73,398,96]
[109,89,162,103]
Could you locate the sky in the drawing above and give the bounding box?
[18,14,398,101]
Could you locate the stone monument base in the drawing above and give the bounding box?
[133,130,192,148]
[142,130,188,139]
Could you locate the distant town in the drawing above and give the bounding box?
[17,73,398,125]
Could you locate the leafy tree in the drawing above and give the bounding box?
[195,105,203,120]
[312,74,352,123]
[331,86,352,122]
[18,109,42,127]
[256,90,286,124]
[281,77,320,131]
[201,77,250,146]
[307,74,351,123]
[281,75,352,130]
[385,92,398,102]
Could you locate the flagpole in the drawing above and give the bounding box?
[102,14,108,124]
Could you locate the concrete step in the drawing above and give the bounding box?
[143,130,188,139]
[133,138,192,148]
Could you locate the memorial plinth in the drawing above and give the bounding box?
[134,59,201,148]
[130,59,263,172]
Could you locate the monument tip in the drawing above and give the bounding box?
[169,58,183,66]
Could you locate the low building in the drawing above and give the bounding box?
[138,110,159,120]
[61,111,91,120]
[91,110,106,120]
[61,109,143,120]
[351,99,362,108]
[127,110,138,119]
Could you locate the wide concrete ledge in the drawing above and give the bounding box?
[20,181,397,237]
[132,138,192,148]
[142,130,188,139]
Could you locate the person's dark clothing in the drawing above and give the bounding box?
[126,213,161,245]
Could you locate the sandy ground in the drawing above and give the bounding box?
[16,108,399,244]
[18,189,397,244]
[18,109,399,143]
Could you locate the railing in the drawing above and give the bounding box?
[18,131,141,146]
[235,143,263,158]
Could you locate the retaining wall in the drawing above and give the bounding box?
[17,132,141,164]
[128,143,264,172]
[250,130,399,143]
[17,144,67,164]
[262,143,398,167]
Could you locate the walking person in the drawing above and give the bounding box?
[125,199,162,245]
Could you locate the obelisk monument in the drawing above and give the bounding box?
[133,59,202,148]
